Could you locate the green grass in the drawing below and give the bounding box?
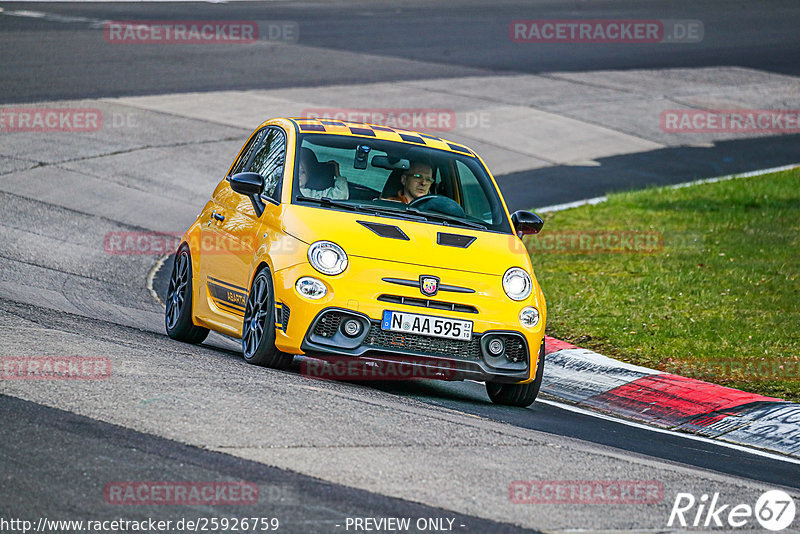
[528,168,800,402]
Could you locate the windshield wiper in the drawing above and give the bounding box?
[295,195,381,215]
[295,196,428,221]
[295,195,353,209]
[404,208,488,230]
[295,196,486,228]
[357,204,430,222]
[362,204,487,229]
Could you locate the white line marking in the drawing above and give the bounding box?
[147,254,169,309]
[535,196,608,213]
[536,397,800,465]
[668,163,800,189]
[534,163,800,213]
[466,378,799,463]
[0,9,109,27]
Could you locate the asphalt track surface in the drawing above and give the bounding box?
[2,0,800,101]
[2,1,800,532]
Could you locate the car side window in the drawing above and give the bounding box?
[231,129,267,176]
[247,128,286,204]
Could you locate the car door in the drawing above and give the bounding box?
[200,127,287,333]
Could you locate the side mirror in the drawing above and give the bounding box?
[230,172,264,196]
[511,210,544,237]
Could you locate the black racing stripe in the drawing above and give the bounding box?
[207,276,248,292]
[371,125,395,132]
[299,123,326,132]
[419,133,441,140]
[214,299,245,315]
[448,142,471,154]
[349,127,376,136]
[399,133,425,144]
[319,120,346,126]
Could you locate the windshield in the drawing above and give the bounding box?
[291,134,512,234]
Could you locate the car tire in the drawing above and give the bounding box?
[165,246,210,344]
[486,340,545,407]
[242,267,293,369]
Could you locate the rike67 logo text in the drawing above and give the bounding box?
[669,490,796,531]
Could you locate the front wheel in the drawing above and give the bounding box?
[486,340,545,407]
[165,246,209,344]
[242,267,293,369]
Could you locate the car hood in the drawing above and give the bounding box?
[282,205,530,276]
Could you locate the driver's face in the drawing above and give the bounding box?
[401,164,433,200]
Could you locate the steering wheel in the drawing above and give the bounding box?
[407,195,466,217]
[407,195,441,209]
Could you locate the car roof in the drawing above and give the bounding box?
[284,117,476,156]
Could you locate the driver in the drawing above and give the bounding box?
[383,162,434,204]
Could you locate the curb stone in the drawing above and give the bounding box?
[541,336,800,458]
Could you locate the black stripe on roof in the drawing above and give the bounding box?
[299,123,326,132]
[399,133,425,144]
[320,120,347,126]
[349,127,377,136]
[371,125,395,132]
[447,142,470,154]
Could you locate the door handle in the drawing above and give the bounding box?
[212,211,225,222]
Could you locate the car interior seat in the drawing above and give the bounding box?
[381,169,405,198]
[300,147,335,191]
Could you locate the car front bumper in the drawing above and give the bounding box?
[270,259,546,383]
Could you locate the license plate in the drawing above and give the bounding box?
[381,310,473,341]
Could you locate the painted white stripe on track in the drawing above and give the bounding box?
[464,378,800,463]
[536,163,800,213]
[147,254,169,309]
[537,398,800,465]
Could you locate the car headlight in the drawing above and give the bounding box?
[308,241,348,275]
[503,267,532,301]
[519,306,540,328]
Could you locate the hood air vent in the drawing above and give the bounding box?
[358,220,409,240]
[437,232,476,248]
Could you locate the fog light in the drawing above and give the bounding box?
[342,319,362,337]
[295,277,327,300]
[487,338,505,356]
[519,306,539,328]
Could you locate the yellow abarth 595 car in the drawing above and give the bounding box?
[165,117,546,406]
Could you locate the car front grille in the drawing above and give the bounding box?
[377,294,478,314]
[364,323,483,360]
[503,336,526,362]
[313,313,343,338]
[310,311,529,365]
[282,304,291,332]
